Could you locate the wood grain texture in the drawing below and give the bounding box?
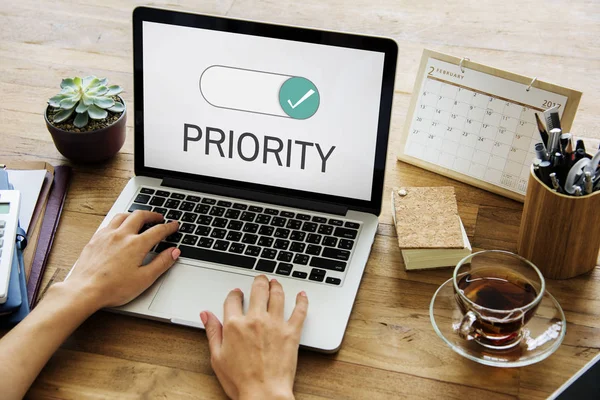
[1,0,599,398]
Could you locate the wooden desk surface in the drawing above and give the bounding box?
[2,0,600,398]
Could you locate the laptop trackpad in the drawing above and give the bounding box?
[148,262,255,323]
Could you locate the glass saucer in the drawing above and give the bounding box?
[429,278,566,367]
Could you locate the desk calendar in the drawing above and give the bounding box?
[398,50,582,202]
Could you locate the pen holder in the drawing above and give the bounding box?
[517,166,600,279]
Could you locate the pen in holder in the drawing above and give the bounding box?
[517,166,600,279]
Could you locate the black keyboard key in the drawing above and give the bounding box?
[306,245,322,256]
[311,268,326,276]
[129,203,151,213]
[256,214,272,224]
[179,245,255,269]
[149,196,166,206]
[259,225,275,236]
[242,234,258,245]
[134,194,151,204]
[280,211,295,218]
[179,201,195,212]
[293,254,309,265]
[243,223,259,233]
[271,217,286,227]
[286,220,302,230]
[225,209,241,219]
[195,225,211,236]
[292,271,308,279]
[301,222,317,232]
[245,245,261,257]
[170,193,185,200]
[166,232,183,243]
[339,239,354,250]
[202,198,217,205]
[165,199,181,209]
[140,188,155,194]
[166,210,183,220]
[306,234,322,244]
[326,277,341,285]
[290,231,306,241]
[180,223,196,234]
[212,217,228,228]
[240,212,256,222]
[154,241,172,253]
[249,206,263,212]
[181,212,197,223]
[322,247,351,261]
[213,240,230,251]
[290,242,306,253]
[217,200,232,207]
[210,206,226,217]
[323,236,338,247]
[309,257,346,272]
[277,251,293,262]
[318,225,333,235]
[345,222,360,229]
[296,213,311,221]
[195,204,211,214]
[227,231,243,242]
[153,207,168,216]
[210,228,227,239]
[258,236,274,247]
[230,243,245,254]
[312,216,327,223]
[156,190,170,197]
[186,195,201,202]
[273,239,290,250]
[198,237,214,248]
[274,228,290,239]
[227,220,244,231]
[182,234,199,246]
[256,259,277,273]
[334,227,358,240]
[260,248,277,259]
[233,203,248,210]
[309,271,325,282]
[276,263,292,276]
[197,215,213,225]
[329,219,343,226]
[264,208,278,215]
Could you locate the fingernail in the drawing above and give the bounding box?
[233,288,242,292]
[200,311,208,325]
[271,278,278,283]
[171,248,181,260]
[300,291,307,297]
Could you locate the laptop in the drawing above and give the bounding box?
[99,6,397,352]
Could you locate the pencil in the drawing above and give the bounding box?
[535,113,549,147]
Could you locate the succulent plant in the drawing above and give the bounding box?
[47,76,124,129]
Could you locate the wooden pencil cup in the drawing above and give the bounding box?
[517,166,600,279]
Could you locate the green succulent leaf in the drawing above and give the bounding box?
[87,85,108,96]
[82,76,96,88]
[105,85,123,96]
[53,107,75,123]
[108,102,125,113]
[97,77,108,86]
[75,101,89,113]
[58,97,79,109]
[93,97,115,109]
[48,94,69,107]
[73,77,82,87]
[60,87,76,94]
[73,112,89,128]
[82,94,95,106]
[86,77,100,89]
[87,104,108,120]
[60,78,78,90]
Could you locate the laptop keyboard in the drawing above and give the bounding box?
[127,187,362,286]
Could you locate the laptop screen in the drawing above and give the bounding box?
[141,20,386,202]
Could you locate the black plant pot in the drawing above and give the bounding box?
[45,98,127,163]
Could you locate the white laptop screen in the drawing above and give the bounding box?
[142,21,385,202]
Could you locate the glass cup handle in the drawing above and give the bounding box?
[458,311,478,340]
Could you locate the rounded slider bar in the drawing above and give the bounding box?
[199,66,320,120]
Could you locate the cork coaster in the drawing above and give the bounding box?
[392,186,463,249]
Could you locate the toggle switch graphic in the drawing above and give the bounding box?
[199,66,320,120]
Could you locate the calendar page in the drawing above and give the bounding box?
[403,56,569,197]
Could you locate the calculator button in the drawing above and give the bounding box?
[0,229,4,237]
[0,239,3,247]
[0,221,5,228]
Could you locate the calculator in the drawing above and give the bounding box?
[0,190,21,304]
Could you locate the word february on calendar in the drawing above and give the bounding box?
[398,50,581,201]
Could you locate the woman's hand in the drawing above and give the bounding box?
[201,275,308,400]
[61,210,181,311]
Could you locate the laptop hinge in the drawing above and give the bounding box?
[162,177,349,216]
